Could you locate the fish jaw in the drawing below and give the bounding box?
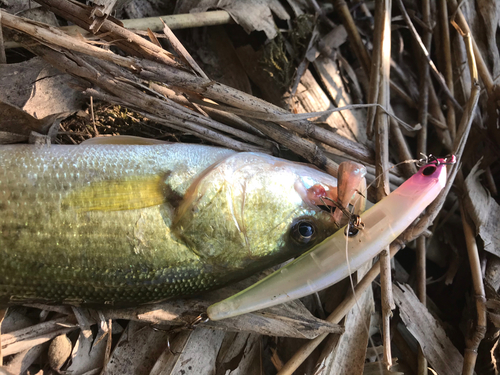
[207,160,448,320]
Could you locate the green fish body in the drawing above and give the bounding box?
[0,143,339,305]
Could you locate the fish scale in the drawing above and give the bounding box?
[0,142,341,306]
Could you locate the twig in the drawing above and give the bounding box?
[148,83,268,138]
[447,0,494,95]
[415,1,432,370]
[4,11,234,49]
[446,5,483,374]
[244,118,340,177]
[439,0,456,140]
[332,0,371,74]
[428,85,453,151]
[160,19,208,79]
[394,0,462,111]
[374,2,393,368]
[90,95,98,136]
[35,0,179,68]
[188,101,418,132]
[459,199,487,375]
[366,0,382,139]
[85,87,265,153]
[416,0,432,157]
[416,236,428,375]
[373,0,391,200]
[0,11,6,64]
[380,248,394,368]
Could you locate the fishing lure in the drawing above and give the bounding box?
[207,156,454,320]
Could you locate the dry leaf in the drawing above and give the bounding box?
[0,57,85,120]
[175,0,290,39]
[103,321,172,375]
[463,161,500,256]
[393,283,463,375]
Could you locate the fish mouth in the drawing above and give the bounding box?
[294,179,338,209]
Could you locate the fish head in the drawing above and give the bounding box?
[173,153,344,271]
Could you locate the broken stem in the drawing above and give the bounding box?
[380,248,394,368]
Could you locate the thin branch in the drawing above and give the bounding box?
[439,0,456,140]
[447,0,494,95]
[395,0,462,111]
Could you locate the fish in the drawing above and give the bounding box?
[0,137,365,306]
[207,156,451,320]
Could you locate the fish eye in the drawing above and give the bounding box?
[292,220,316,244]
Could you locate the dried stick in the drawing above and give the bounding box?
[447,0,494,95]
[244,119,340,177]
[373,0,391,200]
[365,0,382,139]
[438,0,456,140]
[459,200,487,375]
[4,11,234,49]
[416,0,432,157]
[447,7,483,375]
[332,0,380,139]
[34,0,179,67]
[373,1,393,369]
[0,10,140,70]
[380,248,394,368]
[0,11,6,64]
[332,0,371,74]
[428,85,453,152]
[415,2,432,371]
[416,236,428,375]
[120,10,232,32]
[3,9,376,165]
[394,0,461,111]
[160,20,208,79]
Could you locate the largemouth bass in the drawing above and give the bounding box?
[0,141,353,306]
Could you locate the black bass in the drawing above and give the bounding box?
[0,140,353,306]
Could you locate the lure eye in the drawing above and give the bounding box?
[292,220,316,244]
[422,165,437,176]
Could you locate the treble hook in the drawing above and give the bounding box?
[318,196,365,231]
[416,153,457,168]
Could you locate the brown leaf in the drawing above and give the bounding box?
[0,57,85,120]
[463,161,500,256]
[393,283,463,375]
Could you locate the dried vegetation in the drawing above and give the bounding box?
[0,0,499,374]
